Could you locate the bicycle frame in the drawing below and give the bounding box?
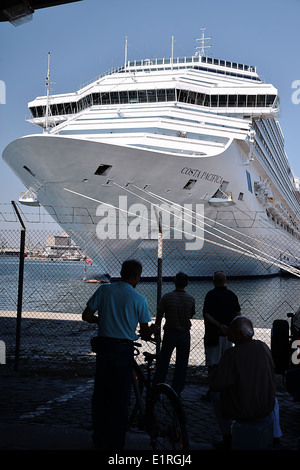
[129,342,157,429]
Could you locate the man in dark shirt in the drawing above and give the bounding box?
[203,272,241,372]
[152,272,196,395]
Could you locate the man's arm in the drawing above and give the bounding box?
[191,299,196,318]
[154,297,165,327]
[82,306,98,324]
[155,309,164,327]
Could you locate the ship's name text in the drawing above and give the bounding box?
[181,167,223,184]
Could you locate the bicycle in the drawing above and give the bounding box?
[128,339,189,451]
[271,309,300,402]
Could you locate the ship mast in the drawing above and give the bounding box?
[195,28,212,57]
[124,35,128,70]
[44,52,51,133]
[171,35,174,70]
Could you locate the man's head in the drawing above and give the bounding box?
[174,272,189,290]
[121,259,143,287]
[228,316,254,344]
[213,271,227,287]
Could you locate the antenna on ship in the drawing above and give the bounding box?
[44,52,51,133]
[195,28,212,57]
[124,35,128,70]
[171,35,175,70]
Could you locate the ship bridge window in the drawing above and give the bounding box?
[33,106,45,117]
[166,89,175,101]
[187,91,197,104]
[147,90,156,102]
[92,93,101,105]
[219,95,227,107]
[129,90,138,103]
[119,91,129,104]
[238,95,247,107]
[204,95,210,106]
[57,103,65,114]
[211,95,218,107]
[30,87,277,121]
[247,95,256,107]
[102,92,110,105]
[228,95,237,107]
[94,164,112,176]
[64,103,73,114]
[110,92,119,104]
[177,89,188,103]
[266,95,276,107]
[157,89,166,101]
[138,90,147,103]
[196,93,205,105]
[257,95,266,107]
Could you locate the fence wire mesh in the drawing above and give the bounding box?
[0,202,299,371]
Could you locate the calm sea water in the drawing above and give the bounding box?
[0,257,299,329]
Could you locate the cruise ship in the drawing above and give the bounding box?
[3,34,300,278]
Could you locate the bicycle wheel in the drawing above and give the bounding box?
[128,361,146,429]
[271,319,290,374]
[149,383,189,451]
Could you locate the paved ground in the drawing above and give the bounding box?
[0,364,299,455]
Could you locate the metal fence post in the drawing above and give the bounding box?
[11,201,26,371]
[156,214,163,355]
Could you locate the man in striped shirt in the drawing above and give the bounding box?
[152,272,196,395]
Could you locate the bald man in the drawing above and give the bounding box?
[210,316,279,449]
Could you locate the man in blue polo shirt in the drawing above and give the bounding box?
[82,259,155,450]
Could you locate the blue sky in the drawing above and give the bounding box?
[1,0,300,223]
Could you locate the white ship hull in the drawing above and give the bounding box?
[3,133,299,277]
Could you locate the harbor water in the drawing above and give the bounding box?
[0,256,299,329]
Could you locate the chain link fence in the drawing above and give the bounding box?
[0,202,299,372]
